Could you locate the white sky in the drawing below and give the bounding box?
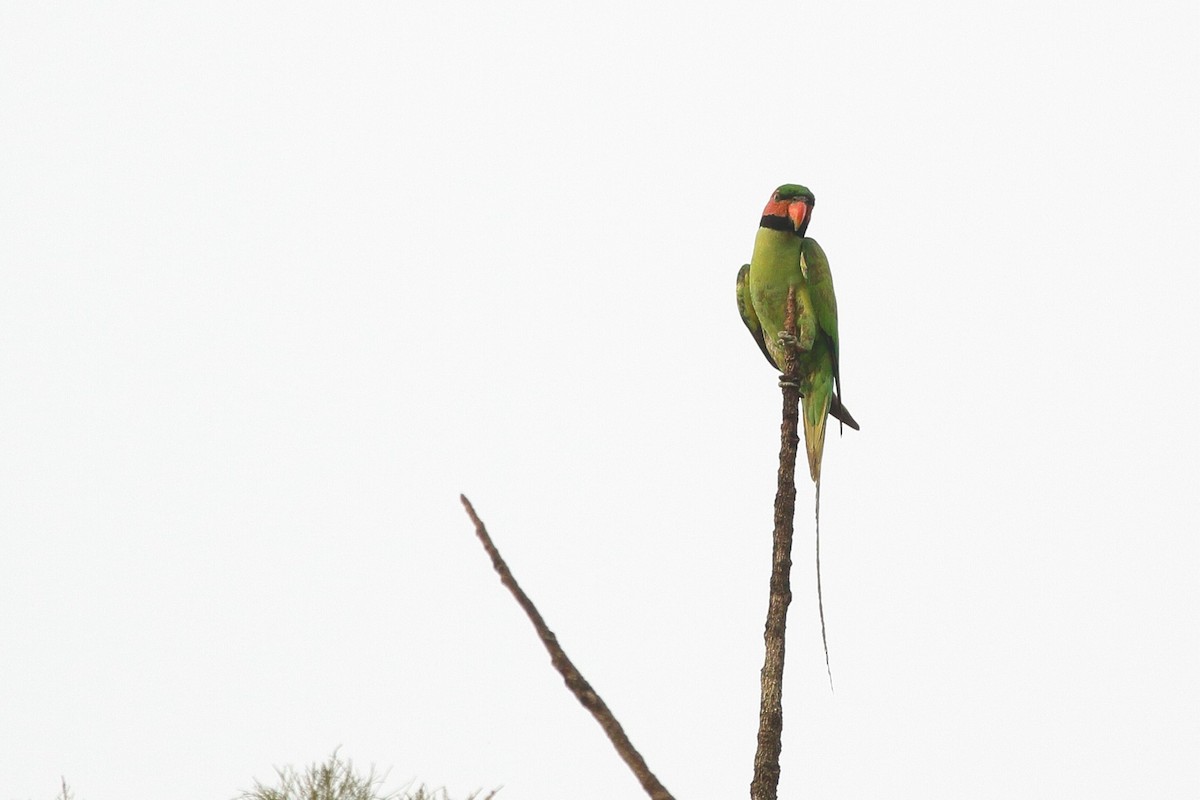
[2,2,1197,798]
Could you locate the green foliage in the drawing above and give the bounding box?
[233,749,497,800]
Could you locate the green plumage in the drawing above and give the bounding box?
[736,185,858,483]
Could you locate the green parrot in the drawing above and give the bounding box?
[736,183,858,688]
[736,184,858,482]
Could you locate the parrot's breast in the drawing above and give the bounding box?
[749,228,818,365]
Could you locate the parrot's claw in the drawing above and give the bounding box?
[776,331,798,349]
[778,376,802,389]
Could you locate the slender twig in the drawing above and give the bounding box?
[750,286,800,800]
[459,494,675,800]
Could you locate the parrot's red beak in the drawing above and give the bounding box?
[786,199,809,233]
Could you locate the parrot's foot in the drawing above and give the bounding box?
[777,331,801,388]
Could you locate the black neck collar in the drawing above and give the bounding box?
[760,214,797,234]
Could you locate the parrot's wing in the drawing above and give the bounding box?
[801,238,842,397]
[828,394,860,431]
[736,263,777,369]
[802,238,860,431]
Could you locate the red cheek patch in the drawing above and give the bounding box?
[762,197,791,218]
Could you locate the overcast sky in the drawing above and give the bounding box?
[2,2,1197,799]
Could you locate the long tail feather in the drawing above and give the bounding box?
[816,480,833,692]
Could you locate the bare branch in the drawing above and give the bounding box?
[751,286,800,800]
[459,495,675,800]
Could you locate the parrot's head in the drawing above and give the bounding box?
[761,184,815,238]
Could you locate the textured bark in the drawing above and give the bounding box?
[460,495,675,800]
[750,286,800,800]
